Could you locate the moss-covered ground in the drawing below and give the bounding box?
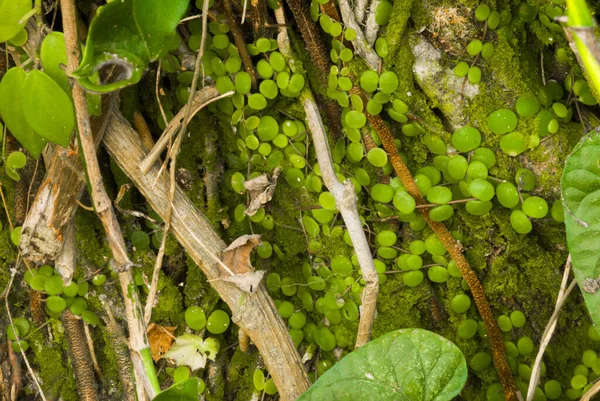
[3,0,600,400]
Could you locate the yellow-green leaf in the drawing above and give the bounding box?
[0,0,31,42]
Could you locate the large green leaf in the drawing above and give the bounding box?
[0,68,47,158]
[40,32,70,94]
[562,130,600,326]
[153,378,199,401]
[22,70,75,148]
[72,0,189,93]
[298,329,467,401]
[133,0,188,60]
[0,0,31,42]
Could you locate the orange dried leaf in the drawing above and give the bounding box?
[147,323,176,362]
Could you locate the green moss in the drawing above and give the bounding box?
[226,347,258,400]
[152,275,184,326]
[386,0,415,64]
[30,319,77,400]
[184,254,221,313]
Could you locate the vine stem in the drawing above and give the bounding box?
[59,0,159,397]
[275,7,379,348]
[358,92,518,401]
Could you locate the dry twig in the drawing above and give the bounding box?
[59,0,159,396]
[144,0,231,325]
[275,7,379,348]
[338,0,380,69]
[354,0,369,25]
[139,86,223,174]
[364,0,381,46]
[526,255,576,401]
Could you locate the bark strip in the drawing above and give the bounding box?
[63,310,98,401]
[19,96,115,264]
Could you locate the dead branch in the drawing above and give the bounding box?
[60,0,158,396]
[275,7,378,348]
[338,0,380,70]
[364,0,381,47]
[526,255,576,401]
[19,95,115,264]
[55,222,75,284]
[102,109,311,401]
[354,0,369,25]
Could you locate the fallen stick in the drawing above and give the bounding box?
[274,7,379,348]
[102,110,311,401]
[60,0,159,396]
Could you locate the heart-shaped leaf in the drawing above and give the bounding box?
[22,70,75,148]
[72,0,189,93]
[562,130,600,327]
[40,31,70,94]
[298,329,467,401]
[0,0,32,42]
[154,377,199,401]
[0,67,47,158]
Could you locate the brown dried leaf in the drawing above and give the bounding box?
[220,234,265,293]
[244,167,280,216]
[147,324,176,362]
[222,234,261,274]
[221,271,265,294]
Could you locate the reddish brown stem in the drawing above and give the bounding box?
[223,0,258,89]
[360,92,518,401]
[285,0,343,140]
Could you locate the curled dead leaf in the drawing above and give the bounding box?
[244,167,280,216]
[216,234,265,293]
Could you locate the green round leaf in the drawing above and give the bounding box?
[6,151,26,169]
[487,109,518,135]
